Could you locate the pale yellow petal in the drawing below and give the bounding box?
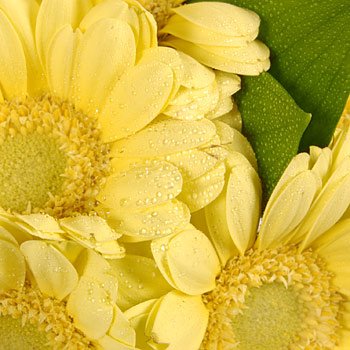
[171,2,259,38]
[110,117,217,158]
[95,240,126,259]
[108,305,136,347]
[0,225,19,246]
[258,171,320,250]
[99,62,173,142]
[0,9,27,99]
[160,15,248,47]
[331,125,350,170]
[206,96,234,120]
[0,87,3,103]
[177,51,215,89]
[100,199,190,241]
[97,162,182,211]
[166,227,220,295]
[135,11,157,60]
[178,162,226,212]
[226,163,261,255]
[145,291,209,350]
[310,146,332,185]
[20,240,78,300]
[49,240,84,265]
[73,18,136,116]
[335,329,350,350]
[0,0,45,95]
[166,37,270,75]
[67,275,114,339]
[215,104,242,132]
[109,254,172,311]
[213,120,234,145]
[215,71,241,97]
[138,47,184,103]
[59,215,121,242]
[36,0,77,69]
[0,240,25,291]
[224,128,258,169]
[0,215,32,244]
[46,24,82,101]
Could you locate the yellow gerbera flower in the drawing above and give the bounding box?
[0,0,262,254]
[113,125,350,350]
[0,0,268,348]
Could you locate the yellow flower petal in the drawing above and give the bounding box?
[160,15,248,47]
[99,62,174,142]
[215,71,241,97]
[309,146,333,185]
[46,24,82,101]
[67,275,114,340]
[213,120,234,145]
[49,240,84,264]
[206,96,234,120]
[226,163,261,255]
[109,254,172,311]
[59,215,121,242]
[108,305,136,346]
[151,226,220,295]
[224,128,258,169]
[331,125,350,170]
[95,240,126,259]
[258,170,320,250]
[36,0,79,69]
[95,335,137,350]
[297,157,350,250]
[101,199,190,241]
[177,51,215,89]
[215,104,242,132]
[145,291,209,350]
[14,213,65,241]
[0,215,32,244]
[312,220,350,295]
[0,0,45,95]
[0,240,25,292]
[0,87,3,103]
[178,161,226,212]
[73,18,136,116]
[0,225,19,246]
[166,37,270,75]
[97,162,182,211]
[110,117,217,158]
[135,11,157,60]
[0,9,27,99]
[170,2,260,38]
[20,240,78,300]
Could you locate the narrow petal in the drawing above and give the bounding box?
[101,199,190,241]
[0,215,32,244]
[178,162,226,212]
[215,104,242,132]
[20,241,78,300]
[0,226,18,246]
[0,9,27,99]
[310,146,333,185]
[99,62,174,142]
[313,219,350,295]
[67,275,114,339]
[145,291,209,350]
[206,96,234,120]
[151,226,220,295]
[135,11,157,60]
[0,240,25,291]
[330,125,350,170]
[59,215,121,242]
[110,117,217,158]
[73,18,136,116]
[108,306,136,347]
[160,15,248,47]
[213,121,234,145]
[96,335,136,350]
[109,254,172,311]
[258,171,320,250]
[215,71,241,97]
[97,162,182,211]
[170,2,260,38]
[226,163,261,255]
[47,24,82,101]
[0,0,45,95]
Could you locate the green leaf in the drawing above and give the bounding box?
[235,72,311,199]
[208,0,350,150]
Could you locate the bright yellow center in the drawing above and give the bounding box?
[201,245,342,350]
[0,133,67,213]
[0,95,110,217]
[231,282,304,350]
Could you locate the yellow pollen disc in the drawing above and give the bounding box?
[201,245,343,350]
[0,284,93,350]
[139,0,186,29]
[0,95,110,217]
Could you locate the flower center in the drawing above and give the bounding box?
[0,95,110,217]
[0,284,93,349]
[201,245,343,350]
[231,283,303,350]
[0,133,66,213]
